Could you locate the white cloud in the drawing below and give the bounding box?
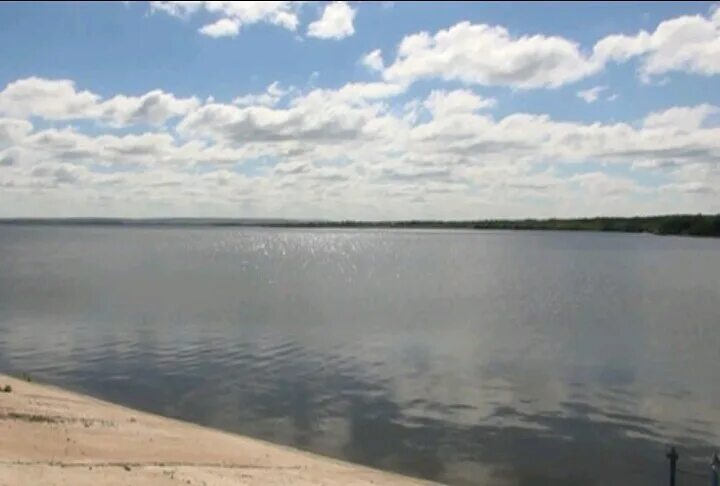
[151,1,303,35]
[307,2,356,40]
[179,81,406,144]
[424,89,496,117]
[6,4,720,218]
[0,77,99,120]
[233,82,292,107]
[570,172,642,196]
[3,74,720,218]
[373,7,720,91]
[593,6,720,80]
[204,1,301,31]
[178,84,404,145]
[149,1,203,18]
[382,21,602,89]
[406,104,720,178]
[643,104,719,131]
[0,147,25,167]
[661,181,716,194]
[198,18,240,38]
[322,81,406,101]
[592,32,652,65]
[0,78,198,127]
[0,118,33,144]
[99,90,200,126]
[575,86,618,103]
[576,86,607,103]
[361,49,384,72]
[13,125,261,170]
[30,162,87,185]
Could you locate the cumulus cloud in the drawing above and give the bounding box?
[6,5,720,219]
[576,86,607,103]
[99,90,200,126]
[407,104,720,177]
[372,6,720,90]
[30,162,86,185]
[0,77,99,120]
[0,78,198,127]
[661,181,716,194]
[321,81,406,101]
[570,172,643,196]
[423,89,496,117]
[307,1,356,40]
[3,74,720,218]
[10,90,718,180]
[0,118,33,144]
[233,82,292,107]
[178,99,376,144]
[382,21,602,89]
[12,126,257,170]
[273,160,312,176]
[178,81,406,144]
[379,165,454,183]
[198,18,240,38]
[0,147,24,166]
[593,6,720,80]
[643,104,719,131]
[151,1,303,36]
[149,1,203,18]
[361,49,384,72]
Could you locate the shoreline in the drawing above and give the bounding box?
[0,373,433,485]
[1,213,719,238]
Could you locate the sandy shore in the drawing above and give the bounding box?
[0,374,433,485]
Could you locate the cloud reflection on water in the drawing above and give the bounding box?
[1,226,719,485]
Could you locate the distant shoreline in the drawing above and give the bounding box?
[1,214,719,237]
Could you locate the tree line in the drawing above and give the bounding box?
[1,214,719,236]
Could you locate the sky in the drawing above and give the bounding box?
[0,1,719,220]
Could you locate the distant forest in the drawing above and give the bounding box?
[455,214,720,236]
[305,214,720,236]
[2,214,720,237]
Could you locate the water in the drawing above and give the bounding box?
[1,225,719,485]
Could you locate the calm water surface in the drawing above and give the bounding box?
[1,226,719,485]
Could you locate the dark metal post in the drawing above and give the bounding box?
[711,452,719,486]
[666,447,678,486]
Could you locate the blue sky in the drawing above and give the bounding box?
[0,1,719,218]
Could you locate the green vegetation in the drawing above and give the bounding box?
[468,214,720,236]
[287,214,720,236]
[1,214,719,237]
